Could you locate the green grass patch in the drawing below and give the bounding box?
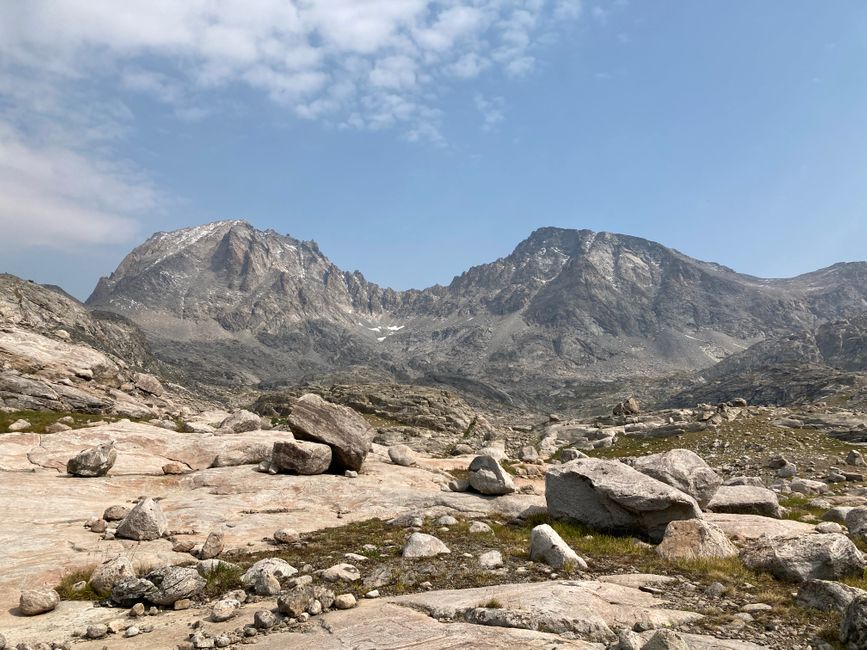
[203,563,244,598]
[56,568,107,601]
[780,495,827,522]
[0,410,114,434]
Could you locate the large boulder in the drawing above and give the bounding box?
[287,394,373,471]
[468,455,515,496]
[143,566,206,605]
[211,442,273,468]
[18,588,60,616]
[632,449,721,508]
[545,458,702,542]
[841,595,867,650]
[796,579,867,613]
[845,506,867,541]
[111,577,156,605]
[655,519,738,561]
[706,485,782,518]
[270,440,332,475]
[529,524,587,569]
[741,533,866,582]
[219,409,262,433]
[90,556,136,594]
[115,497,168,541]
[613,397,640,416]
[66,442,117,477]
[133,372,163,397]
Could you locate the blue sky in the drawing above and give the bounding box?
[1,1,866,299]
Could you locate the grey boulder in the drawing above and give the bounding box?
[655,519,738,561]
[845,506,867,541]
[403,532,451,558]
[796,579,867,613]
[841,595,867,650]
[467,455,515,496]
[545,458,702,542]
[115,497,168,541]
[66,442,117,477]
[632,449,721,508]
[287,393,373,471]
[529,523,587,569]
[271,440,332,475]
[219,409,262,433]
[388,444,416,467]
[706,485,782,519]
[741,533,866,582]
[18,588,60,616]
[90,556,136,594]
[143,566,206,605]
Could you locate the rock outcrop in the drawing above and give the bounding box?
[545,458,702,542]
[632,449,721,508]
[287,394,373,472]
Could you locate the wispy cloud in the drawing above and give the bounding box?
[0,123,152,248]
[0,1,585,252]
[0,1,583,143]
[474,93,505,131]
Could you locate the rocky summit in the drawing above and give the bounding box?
[2,222,867,650]
[85,221,867,412]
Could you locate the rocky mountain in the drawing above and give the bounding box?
[0,273,198,417]
[667,316,867,409]
[86,220,867,411]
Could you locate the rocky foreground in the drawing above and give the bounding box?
[1,391,867,650]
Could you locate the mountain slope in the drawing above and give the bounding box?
[86,221,867,410]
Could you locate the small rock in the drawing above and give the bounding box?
[333,594,357,609]
[8,418,30,431]
[479,550,503,569]
[199,531,224,560]
[468,521,492,534]
[388,444,416,467]
[219,409,262,433]
[322,563,360,583]
[641,629,689,650]
[162,462,189,475]
[102,505,129,521]
[85,625,108,640]
[211,599,240,622]
[274,528,300,544]
[254,610,278,629]
[467,455,515,495]
[403,532,450,558]
[529,523,587,570]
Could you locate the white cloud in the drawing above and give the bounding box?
[0,1,586,250]
[0,1,584,142]
[475,93,505,131]
[0,122,152,248]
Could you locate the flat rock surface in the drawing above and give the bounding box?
[704,513,815,541]
[0,422,543,640]
[392,579,704,640]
